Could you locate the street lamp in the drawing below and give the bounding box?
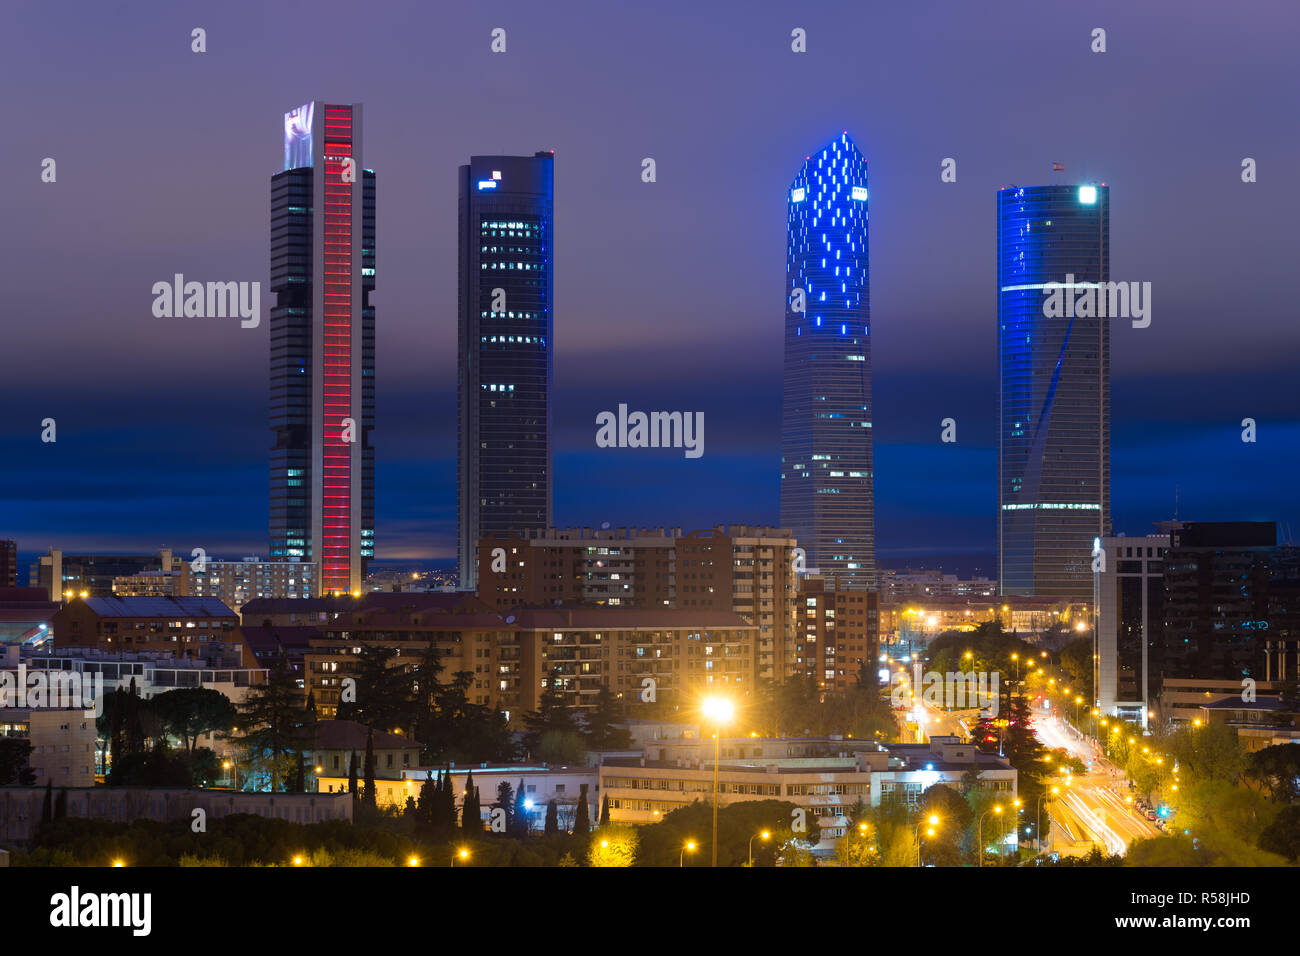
[680,839,697,867]
[748,830,771,866]
[451,847,470,867]
[1036,786,1059,854]
[222,759,238,791]
[914,814,940,867]
[978,806,1003,867]
[701,695,734,867]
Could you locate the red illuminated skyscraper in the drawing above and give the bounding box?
[270,102,375,595]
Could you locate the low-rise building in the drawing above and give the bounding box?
[599,734,1016,851]
[1196,696,1300,751]
[52,596,249,665]
[311,720,422,779]
[0,707,96,788]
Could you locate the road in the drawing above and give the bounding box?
[1034,714,1161,856]
[906,696,1161,857]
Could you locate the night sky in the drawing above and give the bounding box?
[2,0,1297,564]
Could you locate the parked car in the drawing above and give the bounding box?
[1145,810,1158,821]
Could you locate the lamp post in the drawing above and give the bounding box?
[451,847,469,867]
[222,758,237,791]
[978,805,1003,867]
[1036,787,1060,854]
[914,814,939,867]
[680,840,697,867]
[748,830,771,866]
[701,696,734,867]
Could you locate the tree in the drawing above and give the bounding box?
[461,770,481,831]
[0,738,36,786]
[40,781,53,825]
[1258,805,1300,861]
[1058,637,1094,701]
[54,788,68,819]
[586,685,632,750]
[363,727,377,810]
[417,770,436,823]
[149,687,236,756]
[495,780,515,832]
[587,823,638,866]
[439,769,457,833]
[512,779,529,836]
[236,653,310,791]
[125,678,146,755]
[337,645,414,734]
[573,783,591,837]
[600,793,611,825]
[347,750,359,812]
[523,670,581,758]
[107,686,125,783]
[1246,743,1300,803]
[544,799,559,835]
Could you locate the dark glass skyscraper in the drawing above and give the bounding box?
[997,184,1110,599]
[780,133,875,585]
[270,102,375,595]
[458,153,554,589]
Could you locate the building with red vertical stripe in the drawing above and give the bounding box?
[271,102,375,595]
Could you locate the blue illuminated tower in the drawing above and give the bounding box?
[997,184,1110,598]
[780,133,875,587]
[457,153,554,590]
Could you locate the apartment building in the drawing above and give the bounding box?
[477,525,797,681]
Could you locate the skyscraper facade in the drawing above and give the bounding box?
[458,153,554,590]
[997,184,1110,599]
[780,133,875,585]
[270,102,375,595]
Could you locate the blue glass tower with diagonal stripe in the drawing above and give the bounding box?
[781,133,875,587]
[997,184,1111,598]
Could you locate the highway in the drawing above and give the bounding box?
[903,693,1160,858]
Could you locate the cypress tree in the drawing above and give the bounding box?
[108,686,124,785]
[600,792,611,826]
[512,778,528,836]
[125,678,145,755]
[40,781,53,825]
[54,788,68,819]
[347,750,359,813]
[573,783,590,837]
[363,727,377,810]
[462,770,480,831]
[291,751,306,793]
[440,768,456,833]
[545,799,559,835]
[418,770,436,823]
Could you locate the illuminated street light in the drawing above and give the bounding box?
[681,840,697,867]
[748,829,772,866]
[915,814,941,867]
[701,696,734,867]
[978,806,1003,867]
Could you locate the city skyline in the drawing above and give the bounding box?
[2,1,1297,562]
